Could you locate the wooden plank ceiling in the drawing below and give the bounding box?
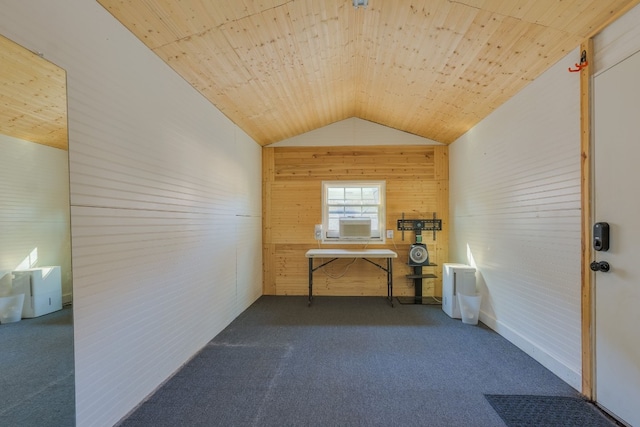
[0,34,68,150]
[97,0,638,145]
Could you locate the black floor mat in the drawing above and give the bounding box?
[485,395,617,427]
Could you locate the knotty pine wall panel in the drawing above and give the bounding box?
[264,145,448,297]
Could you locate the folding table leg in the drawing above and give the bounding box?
[308,258,313,306]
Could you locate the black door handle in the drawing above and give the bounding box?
[590,261,610,272]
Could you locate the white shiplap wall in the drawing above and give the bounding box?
[0,1,262,426]
[0,135,72,300]
[593,3,640,76]
[449,49,582,389]
[269,117,444,146]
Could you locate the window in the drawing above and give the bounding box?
[321,181,386,243]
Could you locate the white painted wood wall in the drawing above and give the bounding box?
[0,1,262,426]
[593,2,640,76]
[270,117,443,146]
[449,49,582,389]
[0,135,72,301]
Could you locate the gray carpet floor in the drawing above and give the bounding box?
[0,306,75,427]
[119,296,614,427]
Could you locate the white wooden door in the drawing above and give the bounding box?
[593,49,640,427]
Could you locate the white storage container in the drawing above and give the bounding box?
[442,263,476,319]
[0,293,25,323]
[457,292,482,325]
[12,266,62,318]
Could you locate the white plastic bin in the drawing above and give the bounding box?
[457,293,482,325]
[442,264,476,319]
[0,293,25,324]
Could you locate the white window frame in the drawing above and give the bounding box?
[321,180,386,244]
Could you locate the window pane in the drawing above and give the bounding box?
[345,206,363,216]
[361,187,379,203]
[344,187,361,202]
[328,186,381,206]
[327,187,345,204]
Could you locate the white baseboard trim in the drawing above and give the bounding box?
[479,311,582,391]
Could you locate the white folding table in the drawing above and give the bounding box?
[305,249,398,306]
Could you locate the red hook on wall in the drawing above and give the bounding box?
[569,50,588,72]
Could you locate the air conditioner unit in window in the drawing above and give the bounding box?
[339,217,371,239]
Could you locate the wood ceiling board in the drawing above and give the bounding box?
[98,1,181,49]
[0,35,67,150]
[97,0,640,145]
[98,1,267,48]
[548,1,626,37]
[355,9,493,141]
[152,1,358,144]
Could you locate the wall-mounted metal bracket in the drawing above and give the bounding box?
[397,213,442,241]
